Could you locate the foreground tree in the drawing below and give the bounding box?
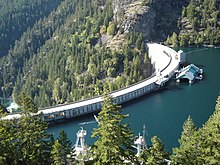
[51,140,66,165]
[141,136,169,165]
[51,130,72,165]
[0,94,52,165]
[196,96,220,164]
[0,114,52,165]
[172,96,220,164]
[91,92,136,164]
[172,116,197,164]
[58,130,72,156]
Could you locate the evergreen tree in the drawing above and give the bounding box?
[51,140,66,165]
[0,0,153,107]
[91,92,135,164]
[178,116,197,145]
[171,0,220,47]
[17,115,52,164]
[172,116,197,164]
[57,130,72,164]
[170,96,220,164]
[170,32,178,47]
[0,104,5,116]
[107,22,116,36]
[17,92,38,113]
[195,96,220,164]
[142,136,168,165]
[0,107,52,164]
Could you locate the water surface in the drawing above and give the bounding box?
[48,47,220,151]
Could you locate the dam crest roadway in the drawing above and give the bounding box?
[3,44,185,122]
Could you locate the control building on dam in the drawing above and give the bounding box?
[3,44,185,122]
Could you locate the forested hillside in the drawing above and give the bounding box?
[0,0,152,108]
[0,0,219,108]
[165,0,220,47]
[0,0,82,100]
[0,0,64,57]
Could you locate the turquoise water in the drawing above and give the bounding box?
[48,47,220,151]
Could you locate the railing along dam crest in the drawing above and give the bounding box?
[3,44,184,122]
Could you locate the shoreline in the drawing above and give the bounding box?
[2,44,182,123]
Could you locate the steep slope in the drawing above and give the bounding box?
[3,0,212,108]
[165,0,220,47]
[0,0,64,57]
[0,0,152,108]
[107,0,189,50]
[0,0,78,98]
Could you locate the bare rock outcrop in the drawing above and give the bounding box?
[107,0,189,50]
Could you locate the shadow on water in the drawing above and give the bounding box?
[122,83,184,109]
[48,113,97,127]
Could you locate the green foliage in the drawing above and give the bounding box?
[0,115,52,165]
[0,0,64,57]
[166,32,178,47]
[166,0,220,47]
[0,93,219,164]
[0,117,67,164]
[58,130,72,160]
[0,0,152,108]
[0,99,73,165]
[91,92,136,164]
[0,104,5,115]
[17,92,38,113]
[172,116,198,164]
[51,140,66,165]
[141,136,169,165]
[0,0,78,99]
[107,22,116,36]
[172,96,220,164]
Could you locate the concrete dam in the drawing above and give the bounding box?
[3,44,185,122]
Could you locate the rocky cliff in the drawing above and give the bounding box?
[108,0,189,50]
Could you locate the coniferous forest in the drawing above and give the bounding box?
[165,0,220,47]
[0,0,220,108]
[0,0,220,164]
[1,93,220,164]
[0,0,152,108]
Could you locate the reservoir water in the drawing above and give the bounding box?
[48,47,220,151]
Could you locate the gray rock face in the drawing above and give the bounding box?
[112,0,134,22]
[111,0,189,44]
[112,0,156,40]
[128,6,156,40]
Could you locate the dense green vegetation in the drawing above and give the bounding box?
[0,0,152,108]
[171,96,220,164]
[0,0,84,99]
[1,0,220,164]
[0,104,4,114]
[0,0,64,57]
[0,94,71,165]
[90,92,136,164]
[0,0,219,109]
[165,0,220,47]
[1,93,220,164]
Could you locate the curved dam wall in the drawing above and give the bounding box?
[3,44,182,122]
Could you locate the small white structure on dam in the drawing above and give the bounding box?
[2,44,183,122]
